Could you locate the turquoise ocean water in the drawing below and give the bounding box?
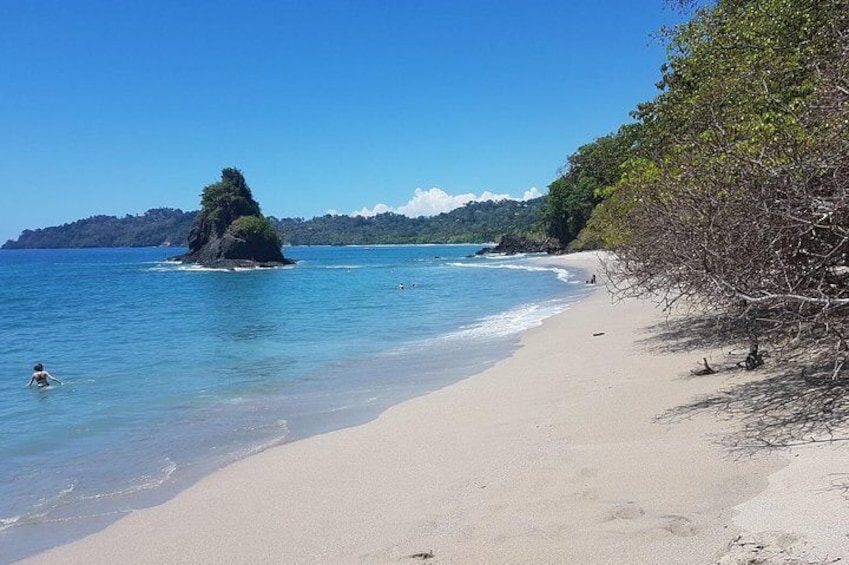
[0,245,590,561]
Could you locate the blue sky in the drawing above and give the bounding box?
[1,0,684,243]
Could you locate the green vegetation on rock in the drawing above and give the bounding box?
[179,168,290,266]
[232,215,282,248]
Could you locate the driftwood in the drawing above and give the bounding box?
[691,357,716,376]
[691,346,766,376]
[738,345,764,371]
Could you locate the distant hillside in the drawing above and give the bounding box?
[274,199,545,245]
[2,198,546,249]
[2,208,197,249]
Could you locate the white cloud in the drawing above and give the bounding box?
[522,187,543,200]
[352,186,544,218]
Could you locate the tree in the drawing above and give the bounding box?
[602,0,849,377]
[543,175,596,245]
[544,125,638,248]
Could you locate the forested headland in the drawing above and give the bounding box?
[2,198,544,249]
[2,208,198,250]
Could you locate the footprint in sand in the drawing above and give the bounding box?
[576,467,599,479]
[605,502,645,521]
[662,515,699,537]
[575,488,599,501]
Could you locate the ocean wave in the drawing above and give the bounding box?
[229,422,290,458]
[484,252,527,259]
[147,263,294,273]
[446,261,573,283]
[1,509,130,532]
[69,458,178,504]
[440,299,573,341]
[367,299,575,359]
[0,514,25,532]
[0,458,181,535]
[0,483,76,532]
[33,483,76,510]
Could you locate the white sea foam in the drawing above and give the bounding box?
[323,265,364,270]
[446,261,573,283]
[441,300,573,341]
[0,514,23,532]
[74,458,178,502]
[19,509,129,528]
[484,252,528,259]
[0,510,53,533]
[231,421,290,458]
[147,263,294,273]
[33,483,76,510]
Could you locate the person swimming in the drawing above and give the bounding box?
[27,363,63,388]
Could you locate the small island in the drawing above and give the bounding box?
[174,168,294,269]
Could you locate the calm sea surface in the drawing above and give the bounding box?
[0,245,590,561]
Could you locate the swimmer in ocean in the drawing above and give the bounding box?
[27,363,63,388]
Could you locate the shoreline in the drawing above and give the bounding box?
[20,252,848,564]
[2,246,582,563]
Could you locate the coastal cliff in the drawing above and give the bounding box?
[175,168,294,268]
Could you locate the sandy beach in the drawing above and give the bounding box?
[19,252,849,564]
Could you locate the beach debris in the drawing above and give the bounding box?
[744,344,764,371]
[406,550,434,560]
[717,533,835,564]
[592,332,605,337]
[691,357,716,376]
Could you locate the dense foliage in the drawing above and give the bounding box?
[231,215,281,245]
[3,198,545,249]
[274,199,544,245]
[543,125,638,250]
[1,208,196,249]
[596,0,849,377]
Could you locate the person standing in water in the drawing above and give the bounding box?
[27,363,63,388]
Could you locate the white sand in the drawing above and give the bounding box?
[20,252,849,564]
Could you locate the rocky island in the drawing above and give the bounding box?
[174,168,294,268]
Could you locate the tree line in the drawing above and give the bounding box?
[2,208,197,249]
[542,0,848,378]
[2,198,545,249]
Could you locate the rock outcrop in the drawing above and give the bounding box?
[476,234,564,256]
[174,168,294,268]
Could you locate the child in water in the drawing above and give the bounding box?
[27,363,63,388]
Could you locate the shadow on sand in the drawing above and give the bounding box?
[639,313,849,454]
